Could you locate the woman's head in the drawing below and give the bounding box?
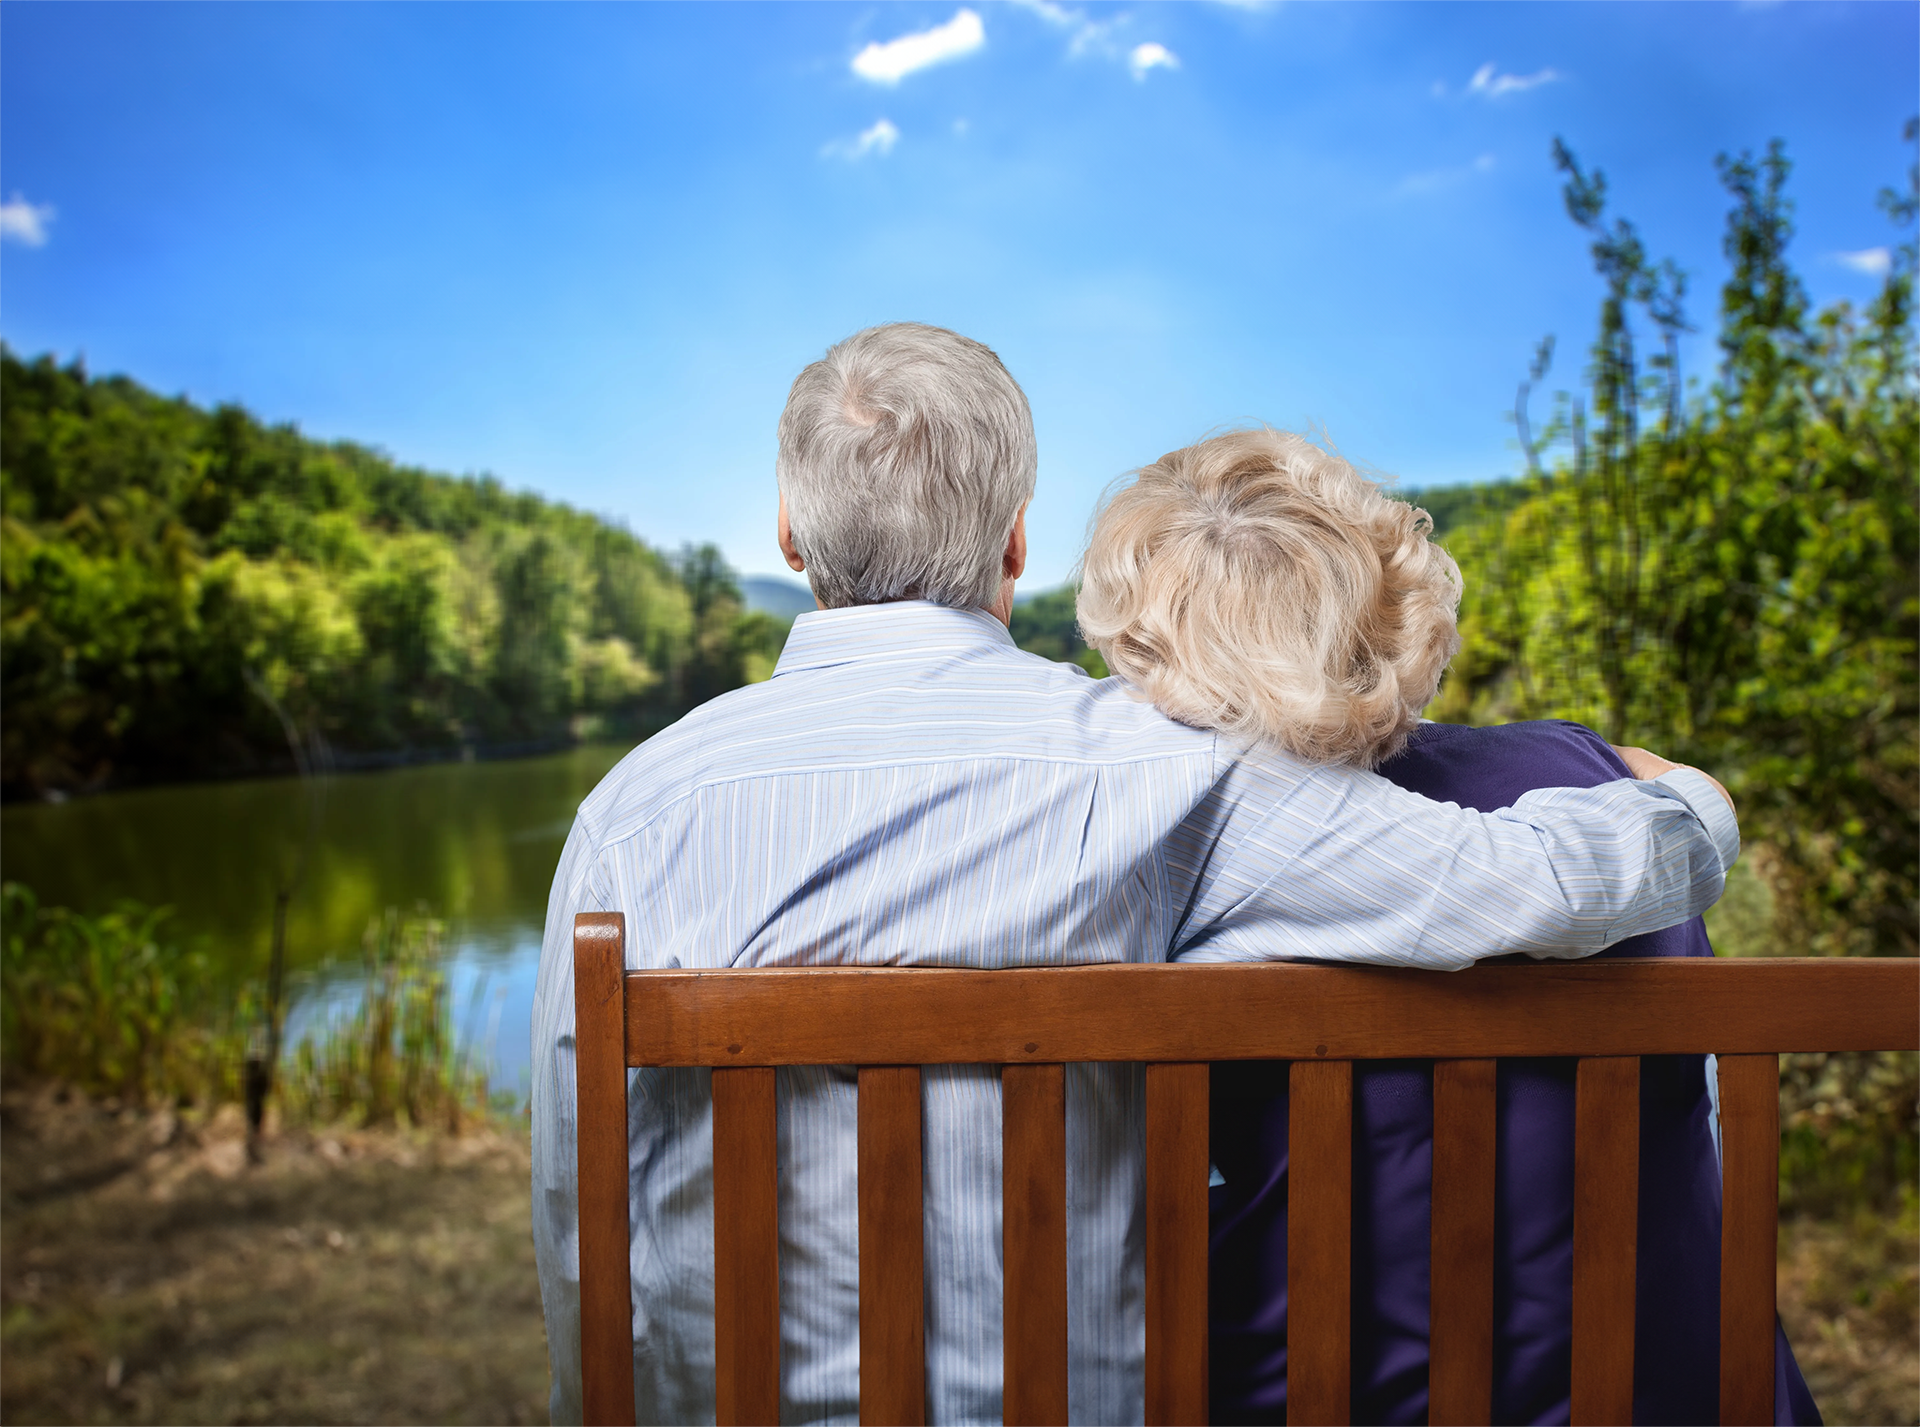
[1077,428,1461,767]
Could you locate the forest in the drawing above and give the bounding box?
[0,358,787,798]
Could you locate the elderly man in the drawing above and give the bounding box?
[530,323,1739,1426]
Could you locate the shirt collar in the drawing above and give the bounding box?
[772,601,1016,675]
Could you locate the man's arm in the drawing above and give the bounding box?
[1171,749,1737,967]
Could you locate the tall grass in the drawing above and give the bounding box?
[0,884,495,1129]
[0,883,247,1103]
[277,909,492,1131]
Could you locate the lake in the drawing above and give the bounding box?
[0,744,635,1097]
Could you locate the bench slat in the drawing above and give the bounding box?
[1289,1058,1353,1426]
[1429,1058,1496,1426]
[713,1066,782,1427]
[626,960,1920,1066]
[1003,1064,1069,1426]
[858,1066,927,1426]
[1719,1053,1780,1426]
[1144,1063,1209,1427]
[1570,1057,1639,1426]
[576,914,638,1427]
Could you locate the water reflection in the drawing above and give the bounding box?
[1,744,633,1092]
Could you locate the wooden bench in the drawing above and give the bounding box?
[572,913,1920,1426]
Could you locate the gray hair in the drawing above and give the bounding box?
[776,323,1037,610]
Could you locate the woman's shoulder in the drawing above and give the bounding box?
[1405,717,1622,761]
[1378,718,1629,812]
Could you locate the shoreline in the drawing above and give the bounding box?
[4,725,670,808]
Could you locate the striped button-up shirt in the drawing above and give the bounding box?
[532,601,1736,1426]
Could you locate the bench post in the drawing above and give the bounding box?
[1429,1059,1497,1425]
[1145,1062,1210,1427]
[859,1066,927,1425]
[575,913,637,1427]
[1289,1058,1353,1427]
[1570,1056,1640,1426]
[1003,1063,1070,1426]
[713,1066,782,1426]
[1719,1054,1781,1426]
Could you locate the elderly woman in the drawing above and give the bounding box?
[1077,428,1819,1426]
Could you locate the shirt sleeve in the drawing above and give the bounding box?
[529,816,614,1427]
[1171,752,1734,968]
[1652,766,1740,875]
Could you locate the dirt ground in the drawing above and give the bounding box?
[1780,1207,1920,1427]
[2,1083,1915,1426]
[1,1085,549,1425]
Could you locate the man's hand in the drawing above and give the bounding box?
[1610,744,1735,816]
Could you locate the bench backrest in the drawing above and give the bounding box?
[572,912,1920,1427]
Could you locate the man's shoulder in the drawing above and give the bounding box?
[574,660,1221,847]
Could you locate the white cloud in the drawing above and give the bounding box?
[822,118,901,161]
[1834,247,1893,277]
[1397,153,1496,197]
[852,10,985,85]
[1466,62,1563,98]
[1007,0,1124,63]
[1128,42,1179,81]
[1009,0,1077,25]
[0,194,55,247]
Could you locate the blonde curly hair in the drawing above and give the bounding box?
[1076,428,1462,768]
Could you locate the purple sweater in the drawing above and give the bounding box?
[1207,720,1820,1426]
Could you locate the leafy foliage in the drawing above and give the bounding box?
[0,358,785,796]
[2,884,500,1128]
[1429,129,1918,962]
[278,910,492,1131]
[1009,584,1108,677]
[1,881,244,1102]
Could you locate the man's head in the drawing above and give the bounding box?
[776,323,1036,613]
[1077,428,1462,768]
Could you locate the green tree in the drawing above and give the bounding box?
[1433,128,1918,957]
[0,354,786,796]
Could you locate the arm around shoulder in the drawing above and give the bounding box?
[1179,757,1736,970]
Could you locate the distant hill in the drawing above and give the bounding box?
[743,572,1107,677]
[741,575,816,621]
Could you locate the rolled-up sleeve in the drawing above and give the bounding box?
[1652,766,1740,876]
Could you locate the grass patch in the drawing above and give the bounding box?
[2,885,498,1131]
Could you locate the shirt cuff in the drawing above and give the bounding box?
[1653,767,1740,875]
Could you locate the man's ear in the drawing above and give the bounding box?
[777,493,806,573]
[1003,504,1028,581]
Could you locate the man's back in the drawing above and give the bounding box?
[537,602,1218,1425]
[533,604,1735,1425]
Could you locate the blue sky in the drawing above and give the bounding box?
[2,2,1912,589]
